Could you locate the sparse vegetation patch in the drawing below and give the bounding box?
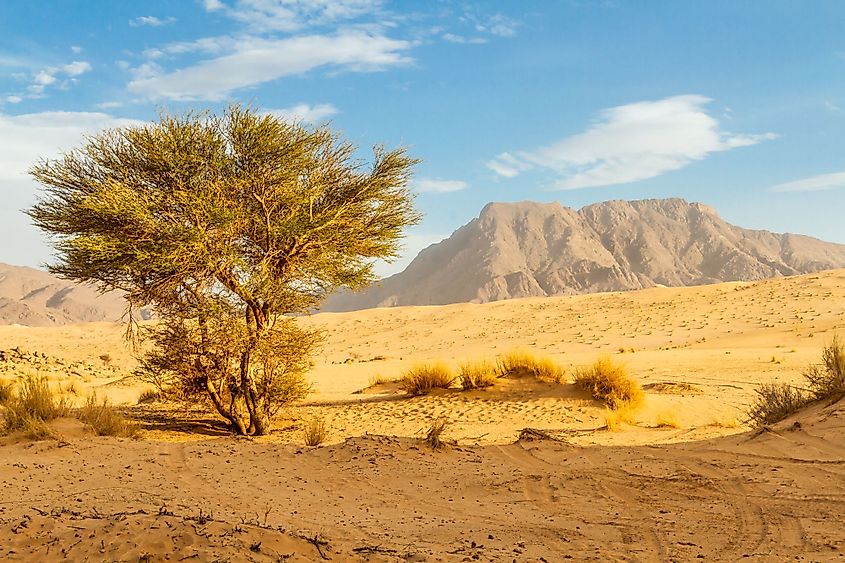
[77,394,139,438]
[496,350,564,383]
[423,417,450,449]
[303,417,328,446]
[1,375,71,438]
[803,335,845,400]
[459,360,498,390]
[400,363,455,396]
[746,383,808,427]
[574,357,643,409]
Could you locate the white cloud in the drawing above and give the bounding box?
[265,103,338,123]
[71,45,83,54]
[203,0,226,11]
[5,95,22,104]
[33,71,57,86]
[62,61,92,76]
[475,14,518,37]
[128,32,413,101]
[225,0,384,32]
[487,95,777,189]
[96,101,124,109]
[130,15,177,27]
[770,172,845,193]
[442,33,486,45]
[411,178,468,193]
[0,111,144,266]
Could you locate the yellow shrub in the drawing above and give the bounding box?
[573,356,643,409]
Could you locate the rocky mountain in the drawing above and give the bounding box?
[324,198,845,311]
[0,263,143,326]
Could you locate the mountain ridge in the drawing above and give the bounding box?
[323,198,845,311]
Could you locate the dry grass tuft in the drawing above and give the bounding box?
[709,416,740,429]
[0,379,13,404]
[77,394,139,438]
[496,350,564,383]
[368,374,400,387]
[654,411,682,429]
[137,389,161,404]
[2,375,71,438]
[604,405,637,431]
[303,417,328,446]
[573,356,643,409]
[746,383,808,427]
[459,360,498,390]
[423,417,449,450]
[400,363,455,396]
[804,334,845,400]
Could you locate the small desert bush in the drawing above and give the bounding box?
[303,417,328,446]
[709,416,739,429]
[0,379,13,404]
[459,360,498,390]
[368,374,399,387]
[424,417,449,449]
[77,394,139,438]
[655,411,682,429]
[803,335,845,400]
[137,389,161,404]
[400,363,455,396]
[573,356,643,409]
[604,405,637,431]
[496,350,564,383]
[2,375,71,437]
[745,383,808,427]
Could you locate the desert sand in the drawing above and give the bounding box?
[1,270,845,560]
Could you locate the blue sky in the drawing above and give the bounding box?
[1,1,845,276]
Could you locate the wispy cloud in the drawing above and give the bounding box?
[770,172,845,193]
[487,95,777,189]
[411,178,469,193]
[15,60,93,100]
[442,33,486,45]
[130,15,177,27]
[204,0,385,32]
[129,32,412,101]
[265,102,338,123]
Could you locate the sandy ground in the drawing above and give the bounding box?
[1,270,845,560]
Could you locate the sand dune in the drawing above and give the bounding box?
[1,398,842,560]
[1,270,845,559]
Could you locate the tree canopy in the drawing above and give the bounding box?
[28,106,420,434]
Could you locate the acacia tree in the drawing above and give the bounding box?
[28,106,420,435]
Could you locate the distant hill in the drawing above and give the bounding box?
[0,263,146,326]
[324,198,845,311]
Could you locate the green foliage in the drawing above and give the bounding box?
[28,106,420,435]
